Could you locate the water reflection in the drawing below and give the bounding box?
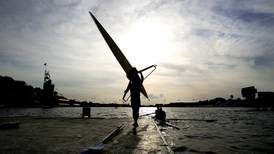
[0,107,157,118]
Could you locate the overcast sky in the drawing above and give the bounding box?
[1,0,274,103]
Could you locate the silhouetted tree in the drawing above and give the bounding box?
[0,76,35,107]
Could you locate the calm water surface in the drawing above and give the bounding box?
[1,107,273,153]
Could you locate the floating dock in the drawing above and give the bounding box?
[0,117,171,153]
[103,118,170,153]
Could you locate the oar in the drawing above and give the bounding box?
[168,118,217,122]
[81,124,125,154]
[139,112,155,117]
[154,118,180,130]
[101,124,125,144]
[163,121,180,130]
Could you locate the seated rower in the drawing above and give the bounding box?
[155,106,166,122]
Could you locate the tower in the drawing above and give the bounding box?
[42,63,55,106]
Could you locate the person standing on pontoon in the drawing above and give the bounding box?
[123,68,144,127]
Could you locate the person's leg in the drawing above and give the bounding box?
[131,95,141,127]
[132,106,139,127]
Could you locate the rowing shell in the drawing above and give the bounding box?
[81,124,125,153]
[89,12,149,99]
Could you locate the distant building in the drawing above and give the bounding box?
[241,86,257,104]
[258,92,274,110]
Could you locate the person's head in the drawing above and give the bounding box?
[127,67,138,80]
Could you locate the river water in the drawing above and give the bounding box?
[1,107,273,153]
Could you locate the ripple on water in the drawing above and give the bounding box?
[184,134,221,140]
[229,145,241,150]
[251,147,273,153]
[172,145,218,154]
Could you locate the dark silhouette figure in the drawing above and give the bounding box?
[82,102,91,118]
[123,68,144,127]
[155,106,166,122]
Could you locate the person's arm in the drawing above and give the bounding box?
[123,81,131,101]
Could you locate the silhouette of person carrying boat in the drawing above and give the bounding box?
[123,68,144,127]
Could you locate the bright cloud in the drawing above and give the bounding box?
[1,0,274,103]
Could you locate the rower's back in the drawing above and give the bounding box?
[155,107,166,121]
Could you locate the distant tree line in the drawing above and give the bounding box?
[163,86,274,110]
[0,76,96,107]
[1,76,273,109]
[0,76,61,107]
